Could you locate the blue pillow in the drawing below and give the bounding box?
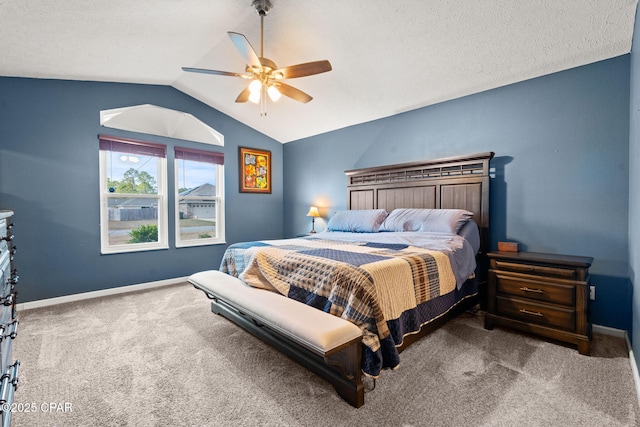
[327,209,388,233]
[380,208,473,234]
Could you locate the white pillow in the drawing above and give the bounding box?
[380,208,474,234]
[326,209,388,233]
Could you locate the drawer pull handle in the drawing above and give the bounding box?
[520,309,544,317]
[520,287,544,294]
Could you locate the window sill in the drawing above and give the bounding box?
[100,244,169,255]
[176,239,226,248]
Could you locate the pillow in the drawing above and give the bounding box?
[380,208,474,234]
[458,220,480,254]
[326,209,388,233]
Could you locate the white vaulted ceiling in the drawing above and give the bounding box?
[0,0,637,143]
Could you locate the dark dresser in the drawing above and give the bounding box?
[0,211,19,425]
[484,251,593,355]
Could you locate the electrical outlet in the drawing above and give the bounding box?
[589,285,596,300]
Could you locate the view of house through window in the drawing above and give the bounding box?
[175,147,225,247]
[99,136,168,253]
[99,136,225,253]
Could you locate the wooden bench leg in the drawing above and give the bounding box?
[324,341,364,408]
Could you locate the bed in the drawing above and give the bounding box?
[191,151,494,406]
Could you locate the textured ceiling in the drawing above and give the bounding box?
[0,0,637,143]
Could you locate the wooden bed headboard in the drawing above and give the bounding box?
[345,152,494,254]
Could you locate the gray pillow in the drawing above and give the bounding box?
[326,209,388,233]
[380,208,474,233]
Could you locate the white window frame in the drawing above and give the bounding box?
[99,137,169,254]
[174,153,225,248]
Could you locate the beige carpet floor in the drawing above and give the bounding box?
[10,283,640,426]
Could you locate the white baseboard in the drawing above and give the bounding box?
[593,324,627,338]
[626,333,640,411]
[16,276,189,312]
[589,324,640,410]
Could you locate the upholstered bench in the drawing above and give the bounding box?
[188,270,365,407]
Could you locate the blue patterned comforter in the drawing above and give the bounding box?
[220,232,477,376]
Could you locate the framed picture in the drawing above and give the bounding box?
[239,147,271,193]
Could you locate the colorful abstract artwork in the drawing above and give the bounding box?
[239,147,271,193]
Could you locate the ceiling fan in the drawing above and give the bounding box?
[182,0,332,116]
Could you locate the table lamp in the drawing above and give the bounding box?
[306,206,320,233]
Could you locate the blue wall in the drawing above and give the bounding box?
[0,77,283,302]
[630,4,640,364]
[284,56,632,331]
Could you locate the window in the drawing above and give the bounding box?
[175,147,225,247]
[99,135,168,254]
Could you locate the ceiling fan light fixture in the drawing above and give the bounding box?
[182,0,332,115]
[248,90,261,104]
[249,79,262,93]
[267,85,281,102]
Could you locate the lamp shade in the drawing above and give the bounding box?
[248,79,262,93]
[306,206,320,217]
[248,90,261,104]
[267,85,281,102]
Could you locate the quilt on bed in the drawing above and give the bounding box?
[220,235,477,376]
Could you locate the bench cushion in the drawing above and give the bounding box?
[189,270,363,355]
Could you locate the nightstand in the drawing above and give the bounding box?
[484,251,593,355]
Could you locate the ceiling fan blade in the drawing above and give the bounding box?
[235,86,251,103]
[274,60,332,79]
[277,82,313,103]
[228,32,262,69]
[182,67,245,78]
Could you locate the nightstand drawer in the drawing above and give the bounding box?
[496,296,575,331]
[494,260,576,279]
[493,272,575,306]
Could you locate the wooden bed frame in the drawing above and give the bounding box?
[197,152,494,407]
